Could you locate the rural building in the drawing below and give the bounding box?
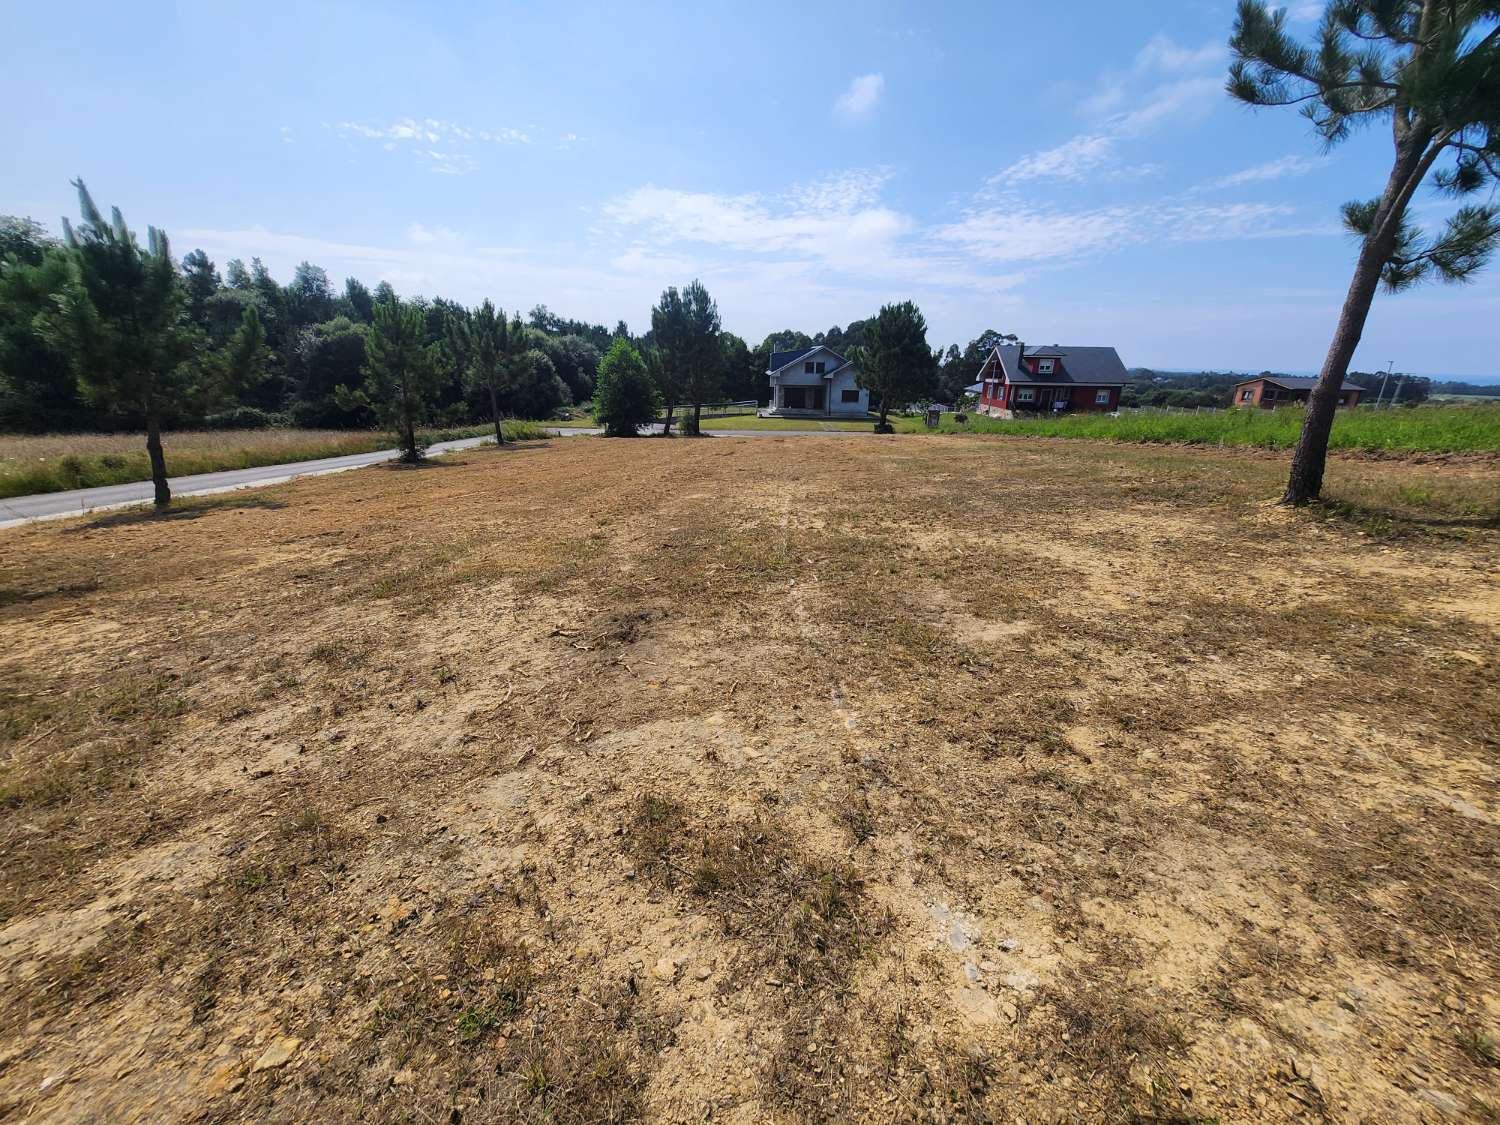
[1230,375,1365,409]
[975,343,1128,418]
[764,346,870,417]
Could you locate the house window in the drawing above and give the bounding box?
[1038,359,1055,374]
[804,361,814,374]
[841,388,860,403]
[1095,390,1110,404]
[815,362,827,374]
[1241,389,1253,402]
[1017,389,1035,402]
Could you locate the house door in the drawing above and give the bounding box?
[783,387,807,409]
[810,386,825,411]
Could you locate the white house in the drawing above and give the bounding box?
[763,346,870,417]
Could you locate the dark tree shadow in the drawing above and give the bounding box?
[67,494,288,532]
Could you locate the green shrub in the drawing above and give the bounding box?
[593,340,660,437]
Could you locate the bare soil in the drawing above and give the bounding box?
[1,435,1497,1123]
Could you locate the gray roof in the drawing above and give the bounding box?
[1241,374,1367,392]
[769,345,850,374]
[992,344,1128,385]
[770,347,816,371]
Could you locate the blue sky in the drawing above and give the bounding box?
[4,0,1498,376]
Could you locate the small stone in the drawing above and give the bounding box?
[652,956,679,982]
[1415,1088,1466,1117]
[252,1037,301,1072]
[38,1073,67,1092]
[1441,995,1465,1013]
[979,960,997,973]
[1306,1067,1329,1099]
[693,966,711,981]
[998,939,1020,952]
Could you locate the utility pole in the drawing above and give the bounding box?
[1376,360,1395,407]
[1390,372,1407,408]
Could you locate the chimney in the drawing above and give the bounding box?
[1014,339,1025,375]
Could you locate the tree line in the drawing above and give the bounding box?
[0,183,950,503]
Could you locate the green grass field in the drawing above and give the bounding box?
[550,403,1500,452]
[0,421,548,499]
[933,403,1500,453]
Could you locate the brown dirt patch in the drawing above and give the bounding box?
[1,435,1498,1122]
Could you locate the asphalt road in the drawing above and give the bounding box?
[0,425,880,528]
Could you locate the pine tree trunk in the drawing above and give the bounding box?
[489,383,504,446]
[1281,237,1388,505]
[402,388,419,461]
[1282,129,1432,506]
[145,408,170,508]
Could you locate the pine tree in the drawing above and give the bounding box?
[181,249,220,330]
[224,305,268,399]
[355,300,441,462]
[650,280,721,435]
[1229,0,1500,505]
[452,299,512,445]
[853,301,938,432]
[49,180,195,506]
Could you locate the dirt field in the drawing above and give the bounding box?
[1,435,1497,1123]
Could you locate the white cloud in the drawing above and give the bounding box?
[934,198,1331,263]
[603,170,909,261]
[1003,35,1222,186]
[1160,202,1300,241]
[1278,2,1325,21]
[330,117,535,174]
[1010,134,1117,182]
[834,73,884,118]
[1209,155,1328,188]
[405,222,464,247]
[1079,36,1222,122]
[1132,34,1224,75]
[934,204,1136,262]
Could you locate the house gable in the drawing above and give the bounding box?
[768,345,850,377]
[984,344,1127,386]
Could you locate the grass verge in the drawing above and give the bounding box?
[0,422,548,498]
[929,402,1500,453]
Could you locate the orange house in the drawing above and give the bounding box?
[1231,375,1365,409]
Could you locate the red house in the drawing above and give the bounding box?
[976,342,1128,418]
[1231,375,1365,409]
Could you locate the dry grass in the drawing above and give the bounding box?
[0,433,1497,1122]
[0,425,544,497]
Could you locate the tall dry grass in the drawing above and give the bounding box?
[0,424,545,498]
